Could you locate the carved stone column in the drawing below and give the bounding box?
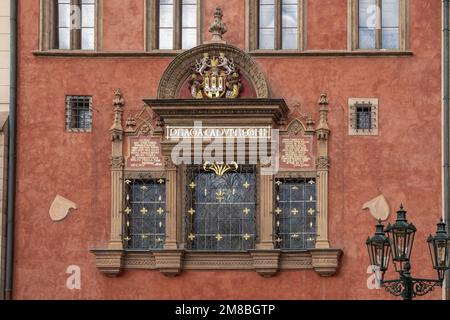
[252,165,279,277]
[109,89,125,250]
[164,157,178,250]
[256,165,274,250]
[155,156,184,277]
[315,93,331,249]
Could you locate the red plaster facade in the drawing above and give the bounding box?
[13,0,443,300]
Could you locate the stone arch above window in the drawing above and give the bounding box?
[157,43,271,99]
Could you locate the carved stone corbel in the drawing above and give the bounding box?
[154,250,185,277]
[310,248,343,277]
[250,250,280,278]
[91,249,124,278]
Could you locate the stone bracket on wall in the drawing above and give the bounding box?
[90,248,343,278]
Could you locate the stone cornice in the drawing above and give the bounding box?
[91,248,343,278]
[146,99,289,125]
[32,50,414,58]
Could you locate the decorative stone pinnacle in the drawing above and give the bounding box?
[317,93,330,135]
[208,7,227,43]
[319,93,329,105]
[113,88,124,108]
[111,89,124,137]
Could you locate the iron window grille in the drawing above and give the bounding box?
[349,101,378,134]
[185,164,257,251]
[123,177,166,250]
[274,177,317,250]
[65,96,92,132]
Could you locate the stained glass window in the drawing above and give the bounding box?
[186,165,257,251]
[274,178,317,250]
[123,178,166,250]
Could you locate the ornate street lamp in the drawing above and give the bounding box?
[366,205,450,300]
[385,205,416,273]
[366,221,391,281]
[428,219,450,281]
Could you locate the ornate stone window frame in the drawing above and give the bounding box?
[245,0,306,52]
[145,0,203,52]
[348,98,379,136]
[91,44,342,279]
[39,0,103,51]
[348,0,408,51]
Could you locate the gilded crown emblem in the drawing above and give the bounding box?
[189,52,242,99]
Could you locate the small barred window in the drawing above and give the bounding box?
[349,98,379,136]
[65,96,92,131]
[356,105,372,130]
[274,178,317,250]
[123,178,166,250]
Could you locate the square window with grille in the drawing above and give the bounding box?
[185,164,257,251]
[274,178,317,250]
[356,105,372,130]
[349,98,379,135]
[65,96,92,131]
[123,178,166,250]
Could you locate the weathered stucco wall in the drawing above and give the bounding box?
[13,0,443,299]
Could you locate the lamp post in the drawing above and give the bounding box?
[366,205,450,300]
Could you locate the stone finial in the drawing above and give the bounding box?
[319,93,329,106]
[208,7,227,43]
[113,89,124,109]
[110,89,124,140]
[316,93,330,139]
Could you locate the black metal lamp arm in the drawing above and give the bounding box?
[382,278,442,300]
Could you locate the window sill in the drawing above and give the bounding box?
[32,50,184,58]
[249,49,414,57]
[66,129,92,133]
[32,49,413,58]
[90,247,343,278]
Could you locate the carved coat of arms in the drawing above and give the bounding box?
[189,52,242,99]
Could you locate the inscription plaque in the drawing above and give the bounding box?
[127,137,163,168]
[280,136,314,170]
